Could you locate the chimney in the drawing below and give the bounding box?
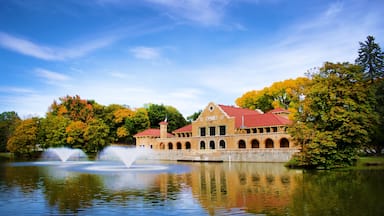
[159,121,168,139]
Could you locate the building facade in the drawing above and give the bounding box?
[134,102,299,162]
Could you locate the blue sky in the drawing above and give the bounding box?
[0,0,383,118]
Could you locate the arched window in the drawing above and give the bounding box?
[219,140,226,149]
[177,142,182,149]
[160,143,165,149]
[168,142,173,150]
[265,138,274,148]
[238,140,246,149]
[185,142,191,149]
[209,140,215,149]
[280,138,289,148]
[251,139,259,148]
[200,141,206,149]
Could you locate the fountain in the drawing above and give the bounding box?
[42,147,88,162]
[98,146,151,168]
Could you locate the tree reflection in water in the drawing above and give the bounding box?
[1,161,384,215]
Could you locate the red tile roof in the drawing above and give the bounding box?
[218,104,262,117]
[219,104,291,128]
[133,129,174,138]
[242,113,292,127]
[173,124,192,133]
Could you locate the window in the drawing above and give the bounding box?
[209,126,216,136]
[168,142,173,150]
[238,140,246,149]
[209,141,215,149]
[280,138,289,148]
[200,127,206,136]
[219,140,226,149]
[185,142,191,149]
[177,142,182,149]
[219,126,226,135]
[200,141,206,149]
[251,139,259,148]
[265,139,274,148]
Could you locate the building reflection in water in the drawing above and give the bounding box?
[174,162,301,215]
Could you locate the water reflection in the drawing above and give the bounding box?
[0,161,383,215]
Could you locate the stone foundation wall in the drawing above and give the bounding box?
[146,149,300,163]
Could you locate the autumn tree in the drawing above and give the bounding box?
[289,62,378,168]
[236,77,310,115]
[48,95,95,122]
[39,114,70,149]
[7,117,40,156]
[66,121,87,149]
[84,118,110,152]
[0,111,20,152]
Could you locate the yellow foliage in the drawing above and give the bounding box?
[113,108,134,124]
[117,126,128,138]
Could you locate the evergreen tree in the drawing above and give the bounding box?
[355,35,384,82]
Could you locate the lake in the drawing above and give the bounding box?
[0,159,383,215]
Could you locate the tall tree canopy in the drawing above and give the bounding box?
[289,62,378,168]
[355,35,384,82]
[236,77,310,116]
[0,111,20,152]
[355,35,384,154]
[145,104,187,132]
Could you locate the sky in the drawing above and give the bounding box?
[0,0,383,118]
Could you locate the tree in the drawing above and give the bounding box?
[7,118,40,156]
[0,111,20,152]
[236,77,310,114]
[66,121,86,149]
[355,35,384,82]
[289,62,378,168]
[48,95,95,122]
[84,118,110,152]
[39,115,70,149]
[187,110,202,122]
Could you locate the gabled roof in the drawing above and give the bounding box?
[133,128,174,138]
[218,104,291,128]
[173,124,192,133]
[242,113,292,128]
[218,104,262,117]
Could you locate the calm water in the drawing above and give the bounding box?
[0,160,383,216]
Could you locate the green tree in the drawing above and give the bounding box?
[146,103,187,132]
[0,111,20,152]
[355,35,384,82]
[84,118,110,152]
[187,110,202,122]
[39,115,70,149]
[66,121,86,149]
[7,117,40,156]
[290,62,378,168]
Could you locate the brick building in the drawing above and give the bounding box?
[134,102,299,162]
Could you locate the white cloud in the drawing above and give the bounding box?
[130,46,161,60]
[0,32,117,61]
[146,0,229,26]
[35,68,71,82]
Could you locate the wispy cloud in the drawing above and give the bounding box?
[146,0,229,26]
[130,46,161,60]
[35,68,71,82]
[0,32,117,61]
